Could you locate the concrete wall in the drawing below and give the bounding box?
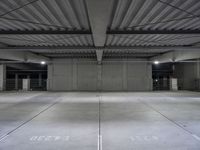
[174,61,200,90]
[47,59,152,91]
[0,64,6,91]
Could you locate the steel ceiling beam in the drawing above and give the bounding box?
[86,0,113,47]
[0,30,91,35]
[107,30,200,35]
[2,30,200,35]
[151,50,200,63]
[0,46,199,51]
[96,50,103,64]
[0,51,50,63]
[7,64,34,70]
[86,0,114,64]
[0,42,7,46]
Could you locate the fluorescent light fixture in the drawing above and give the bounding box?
[41,61,46,65]
[154,61,159,65]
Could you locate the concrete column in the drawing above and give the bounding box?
[196,59,200,78]
[39,73,42,87]
[163,77,168,90]
[15,74,19,90]
[47,64,53,91]
[72,59,78,90]
[195,60,200,90]
[122,60,127,91]
[0,64,6,91]
[148,63,153,91]
[97,64,102,91]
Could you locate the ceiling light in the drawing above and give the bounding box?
[154,61,159,65]
[41,61,46,65]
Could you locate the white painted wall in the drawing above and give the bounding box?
[47,59,152,91]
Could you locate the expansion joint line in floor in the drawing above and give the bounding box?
[0,97,63,142]
[98,92,102,150]
[137,98,200,142]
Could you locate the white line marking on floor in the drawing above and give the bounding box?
[0,134,9,142]
[138,98,200,143]
[98,135,102,150]
[0,97,63,143]
[192,134,200,141]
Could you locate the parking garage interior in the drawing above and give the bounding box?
[1,0,200,149]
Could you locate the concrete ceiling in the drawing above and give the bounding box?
[0,0,200,63]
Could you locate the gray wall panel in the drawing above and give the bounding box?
[175,62,199,90]
[127,62,152,91]
[52,76,73,91]
[102,62,123,91]
[48,59,152,91]
[77,62,98,91]
[50,59,73,91]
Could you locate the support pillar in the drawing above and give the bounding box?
[163,77,168,90]
[197,59,200,78]
[97,65,102,91]
[148,63,153,91]
[122,60,127,91]
[195,59,200,90]
[72,59,78,90]
[0,64,6,91]
[15,73,19,90]
[47,64,53,91]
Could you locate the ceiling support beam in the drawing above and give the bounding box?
[96,50,103,65]
[6,64,33,70]
[86,0,113,64]
[0,30,91,35]
[0,51,50,63]
[0,46,199,51]
[108,30,200,35]
[0,42,7,47]
[86,0,113,46]
[151,50,200,63]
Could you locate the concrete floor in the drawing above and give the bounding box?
[0,92,200,149]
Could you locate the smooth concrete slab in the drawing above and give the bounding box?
[101,92,200,150]
[0,91,200,149]
[0,92,99,150]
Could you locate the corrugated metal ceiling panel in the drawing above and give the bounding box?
[109,0,200,30]
[0,34,93,46]
[0,0,200,59]
[106,34,200,46]
[31,49,95,53]
[42,53,96,58]
[0,0,90,31]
